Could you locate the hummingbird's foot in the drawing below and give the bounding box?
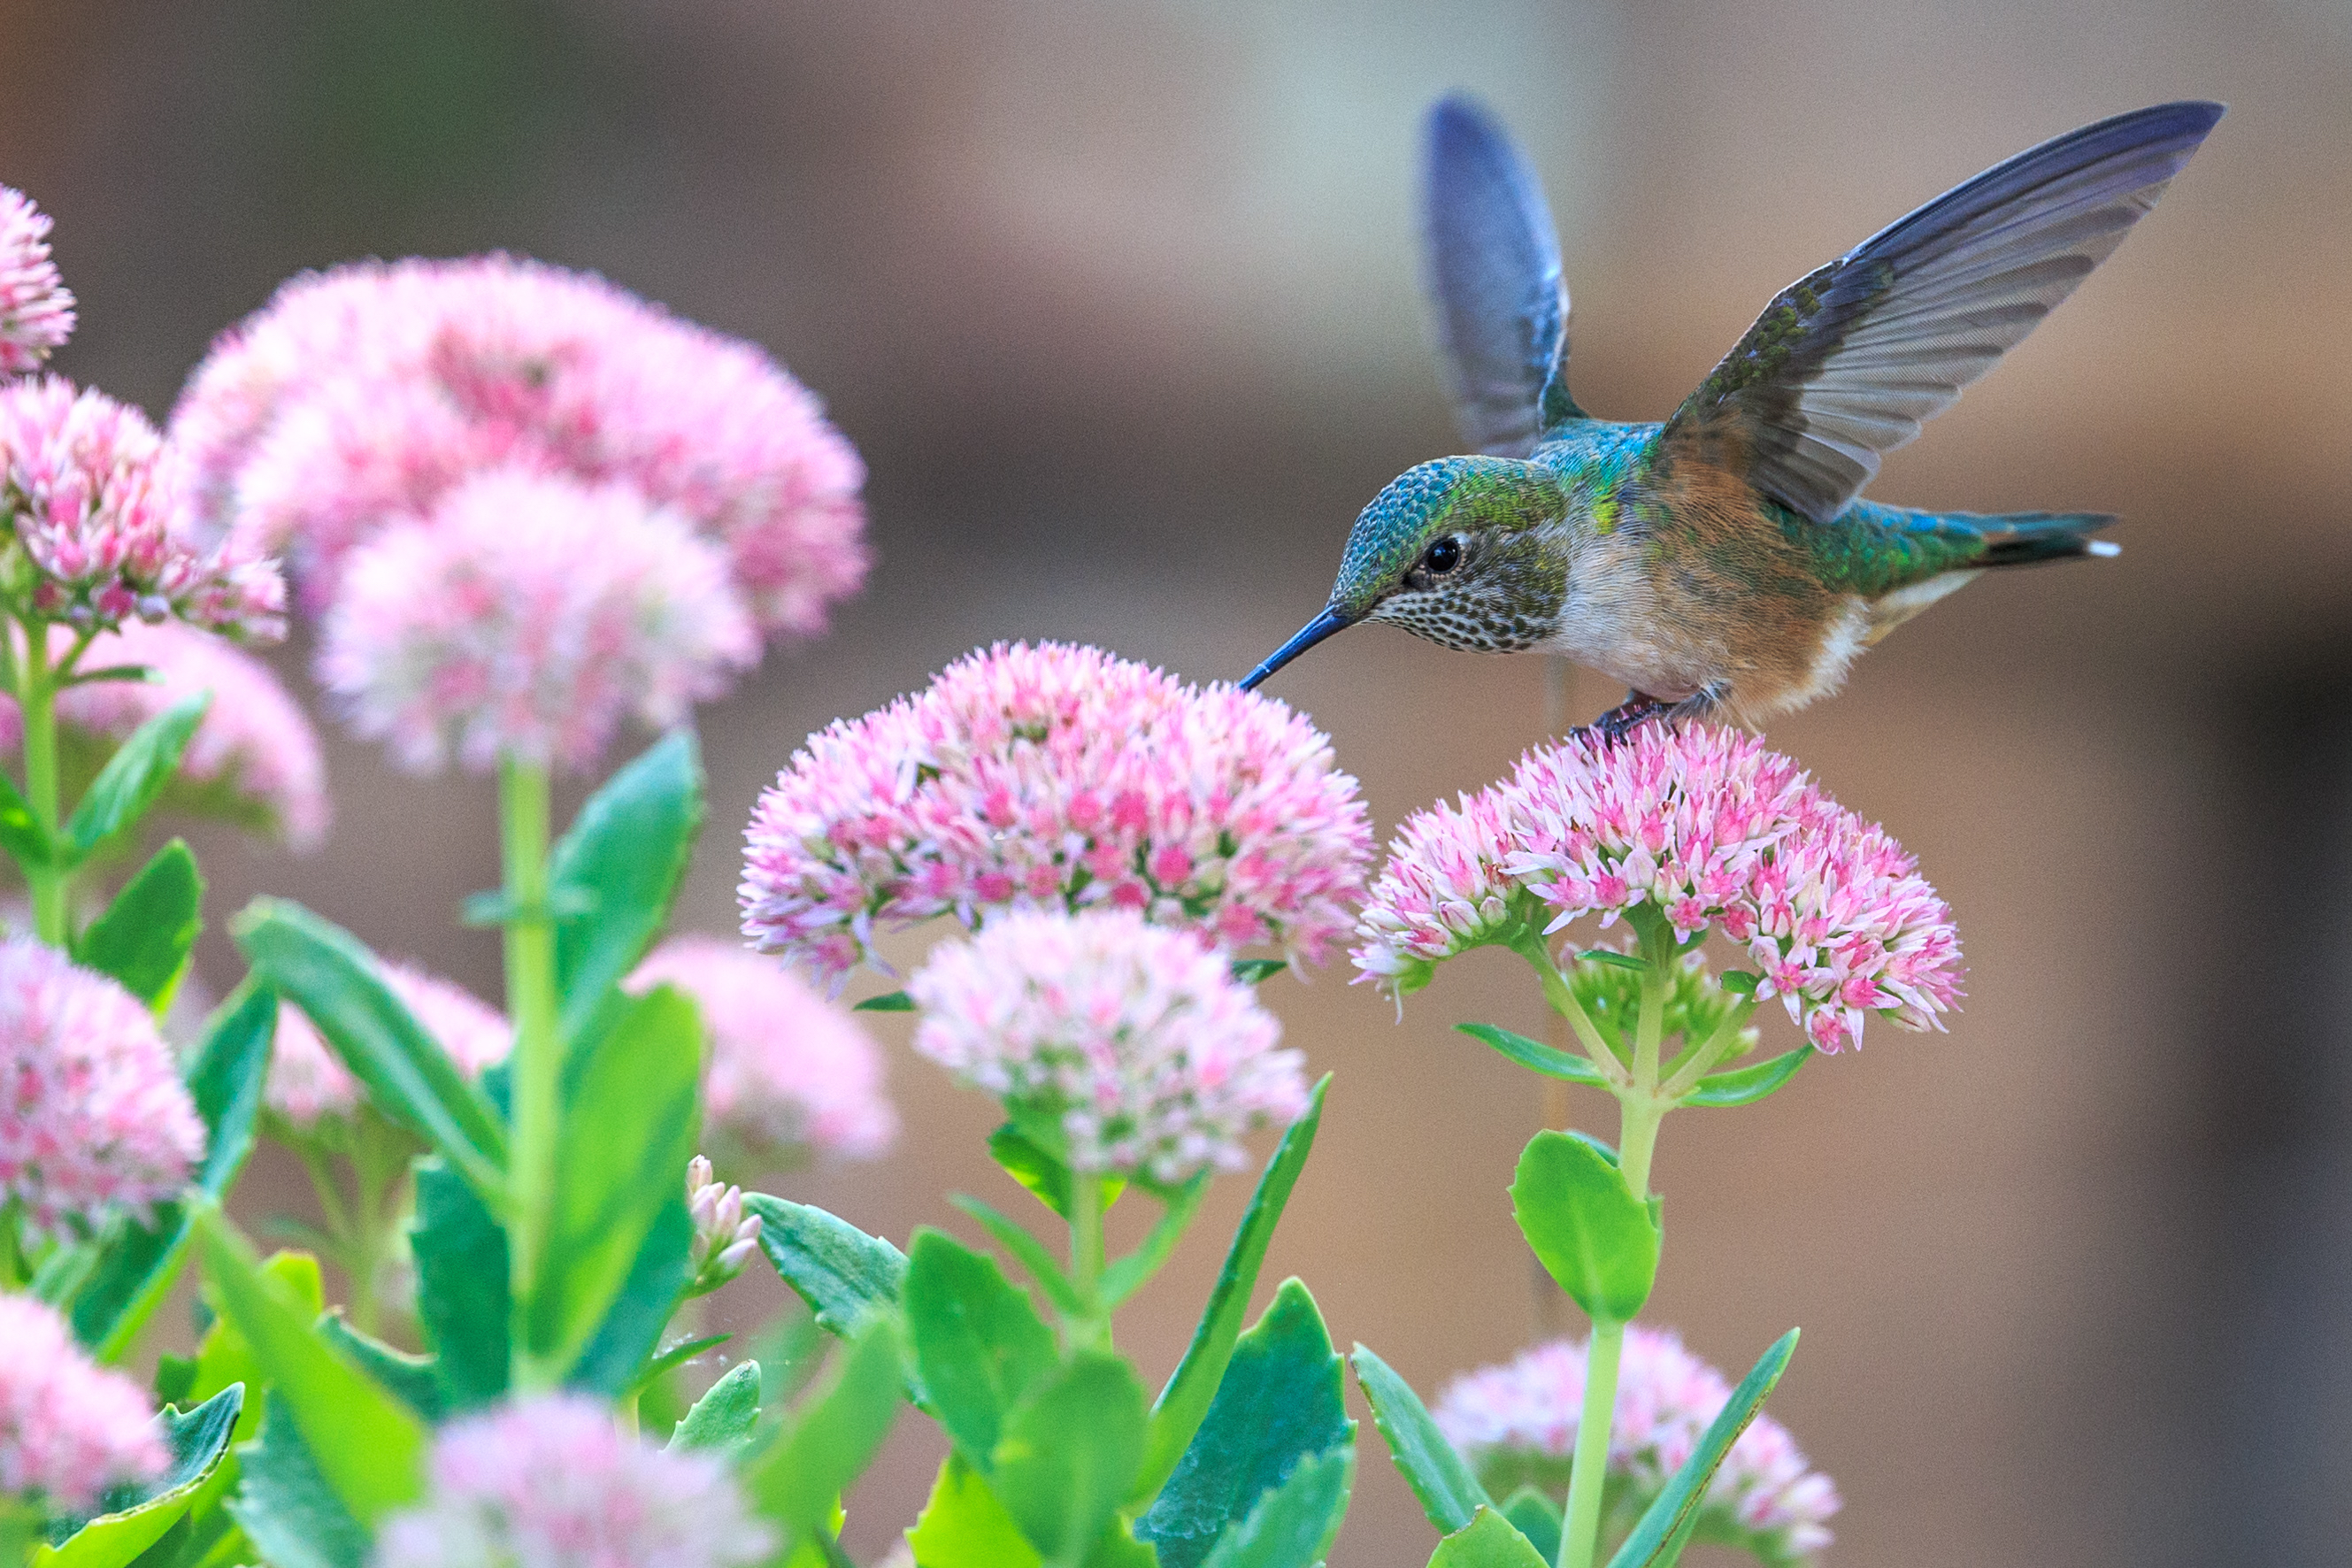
[1571,691,1672,748]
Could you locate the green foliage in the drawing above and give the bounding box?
[316,1318,442,1422]
[744,1194,908,1334]
[1349,1346,1489,1535]
[903,1229,1057,1470]
[1497,1490,1560,1562]
[991,1352,1150,1565]
[906,1456,1044,1568]
[1426,1506,1550,1568]
[988,1124,1123,1222]
[227,1395,367,1568]
[1457,1022,1608,1085]
[742,1315,904,1548]
[852,989,914,1012]
[410,1159,509,1412]
[34,1386,242,1568]
[1563,949,1751,1066]
[1228,959,1288,985]
[951,1194,1085,1316]
[1681,1047,1812,1109]
[0,765,51,870]
[1196,1449,1353,1568]
[64,695,207,864]
[73,839,203,1012]
[1510,1131,1658,1323]
[565,1193,693,1397]
[1603,1331,1798,1568]
[1101,1177,1208,1310]
[669,1361,763,1453]
[550,729,703,1046]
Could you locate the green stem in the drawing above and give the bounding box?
[501,755,560,1390]
[1511,932,1631,1089]
[1556,1317,1625,1568]
[0,1198,25,1291]
[1068,1173,1110,1352]
[17,622,65,946]
[1658,1000,1758,1101]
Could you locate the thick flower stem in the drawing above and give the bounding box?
[1556,1316,1625,1568]
[501,755,561,1390]
[1068,1174,1111,1353]
[17,622,66,947]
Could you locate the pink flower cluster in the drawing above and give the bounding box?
[909,909,1308,1183]
[1354,725,1961,1052]
[0,937,202,1236]
[0,188,73,373]
[628,936,895,1164]
[316,470,757,774]
[0,1295,165,1512]
[267,962,509,1131]
[0,379,284,640]
[1434,1326,1840,1562]
[741,642,1372,985]
[373,1393,773,1568]
[170,254,866,637]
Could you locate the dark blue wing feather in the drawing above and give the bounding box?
[1420,95,1579,457]
[1660,100,2225,522]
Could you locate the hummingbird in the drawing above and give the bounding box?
[1240,97,2225,737]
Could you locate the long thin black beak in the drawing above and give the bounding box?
[1239,606,1352,691]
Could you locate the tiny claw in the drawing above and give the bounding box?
[1569,691,1672,748]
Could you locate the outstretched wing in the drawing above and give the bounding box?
[1657,100,2225,523]
[1420,94,1580,457]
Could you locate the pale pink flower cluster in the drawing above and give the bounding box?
[628,936,895,1162]
[0,188,73,373]
[170,254,866,639]
[372,1393,774,1568]
[0,1295,165,1511]
[316,469,757,774]
[741,642,1372,985]
[0,379,284,639]
[684,1154,762,1294]
[267,962,510,1131]
[0,937,202,1236]
[1354,725,1961,1052]
[909,909,1308,1183]
[1434,1326,1840,1562]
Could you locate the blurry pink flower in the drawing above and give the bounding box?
[1354,725,1961,1053]
[1434,1326,1840,1563]
[909,909,1307,1183]
[0,378,284,640]
[316,467,757,775]
[0,1295,166,1511]
[0,936,202,1237]
[0,188,73,374]
[741,642,1372,987]
[268,962,508,1132]
[171,255,866,637]
[373,1392,774,1568]
[628,936,894,1164]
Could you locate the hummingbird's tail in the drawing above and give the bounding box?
[1966,510,2120,567]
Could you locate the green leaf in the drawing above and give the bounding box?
[988,1124,1123,1223]
[64,694,208,862]
[1197,1448,1354,1568]
[1229,958,1288,985]
[1497,1489,1559,1563]
[950,1195,1085,1317]
[410,1159,510,1412]
[523,983,703,1381]
[1428,1505,1550,1568]
[743,1315,903,1541]
[853,989,914,1012]
[1580,949,1649,972]
[1681,1047,1813,1109]
[1510,1130,1658,1323]
[73,840,203,1011]
[905,1455,1044,1568]
[1137,1280,1353,1565]
[630,1334,729,1397]
[745,1194,908,1334]
[234,899,507,1199]
[1715,970,1759,996]
[70,982,274,1360]
[0,765,53,870]
[225,1394,367,1568]
[189,1207,427,1526]
[1603,1330,1798,1568]
[565,1190,694,1398]
[35,1386,243,1568]
[1456,1023,1608,1085]
[670,1361,763,1452]
[1138,1075,1326,1503]
[903,1228,1058,1471]
[992,1351,1149,1564]
[1349,1345,1488,1533]
[1102,1175,1208,1309]
[315,1318,442,1422]
[188,1249,320,1438]
[550,729,703,1046]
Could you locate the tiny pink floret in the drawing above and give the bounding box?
[0,1295,166,1511]
[0,188,73,373]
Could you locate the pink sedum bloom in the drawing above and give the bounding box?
[268,962,509,1131]
[171,255,866,637]
[628,936,895,1164]
[1434,1326,1840,1564]
[1354,725,1961,1053]
[0,378,284,640]
[0,1295,166,1512]
[373,1392,774,1568]
[0,936,202,1237]
[0,188,73,374]
[317,467,757,775]
[909,908,1308,1184]
[740,642,1372,987]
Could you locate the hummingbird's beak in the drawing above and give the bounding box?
[1239,606,1353,691]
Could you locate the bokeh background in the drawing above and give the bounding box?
[6,0,2351,1563]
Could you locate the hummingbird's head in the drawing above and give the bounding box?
[1240,456,1569,689]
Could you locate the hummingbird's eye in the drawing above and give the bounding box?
[1423,536,1463,574]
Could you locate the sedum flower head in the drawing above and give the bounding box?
[741,641,1372,987]
[372,1392,774,1568]
[628,936,895,1164]
[1354,724,1961,1052]
[909,908,1309,1184]
[0,188,74,373]
[1434,1326,1840,1566]
[268,962,509,1132]
[0,378,285,640]
[316,467,757,775]
[0,1295,165,1512]
[684,1154,762,1295]
[0,937,202,1237]
[171,254,866,637]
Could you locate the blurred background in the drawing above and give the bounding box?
[4,0,2349,1562]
